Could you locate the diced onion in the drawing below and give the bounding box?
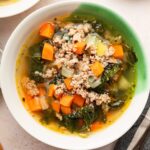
[88,77,101,88]
[39,96,49,110]
[61,66,74,78]
[86,33,99,48]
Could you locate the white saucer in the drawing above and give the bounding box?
[0,0,39,18]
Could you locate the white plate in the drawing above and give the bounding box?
[0,0,39,18]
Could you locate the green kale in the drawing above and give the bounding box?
[91,21,104,35]
[102,64,120,82]
[109,100,125,110]
[41,109,56,124]
[29,42,45,83]
[49,73,64,85]
[29,42,42,59]
[125,50,138,66]
[60,104,103,132]
[92,63,120,93]
[123,44,138,67]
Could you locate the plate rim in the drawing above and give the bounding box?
[0,0,40,18]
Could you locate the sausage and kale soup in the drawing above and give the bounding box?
[16,15,137,137]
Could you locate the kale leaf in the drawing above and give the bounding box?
[124,50,138,67]
[29,42,45,83]
[109,100,125,110]
[49,73,64,85]
[92,63,120,93]
[60,104,103,132]
[123,44,138,67]
[41,109,56,124]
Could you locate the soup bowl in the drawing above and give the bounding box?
[1,0,149,149]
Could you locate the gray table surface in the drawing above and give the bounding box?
[0,0,150,150]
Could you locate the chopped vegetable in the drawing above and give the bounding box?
[48,84,55,97]
[64,78,73,90]
[109,100,125,109]
[90,121,102,131]
[39,22,55,38]
[41,109,55,124]
[96,40,107,56]
[74,41,86,54]
[90,61,104,77]
[25,94,42,112]
[61,66,74,78]
[49,73,63,85]
[38,87,46,96]
[86,33,98,48]
[29,43,44,83]
[73,94,85,107]
[118,76,130,90]
[61,106,72,114]
[60,95,74,107]
[88,77,101,88]
[29,43,42,60]
[113,45,124,59]
[42,43,54,61]
[39,96,49,110]
[124,50,137,66]
[52,101,60,113]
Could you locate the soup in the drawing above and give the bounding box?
[0,0,19,6]
[16,14,137,137]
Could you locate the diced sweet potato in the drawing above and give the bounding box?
[25,94,42,112]
[61,106,71,114]
[39,22,54,38]
[64,78,73,90]
[52,101,60,113]
[74,41,86,55]
[90,61,104,77]
[60,95,74,107]
[42,43,54,61]
[73,94,85,107]
[112,45,124,59]
[48,84,55,97]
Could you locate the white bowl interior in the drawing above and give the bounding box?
[1,1,149,149]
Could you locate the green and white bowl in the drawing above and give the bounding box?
[1,0,149,149]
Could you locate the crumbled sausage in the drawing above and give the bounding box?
[21,77,39,96]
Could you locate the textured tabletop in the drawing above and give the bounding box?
[0,0,150,150]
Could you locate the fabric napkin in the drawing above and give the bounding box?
[114,94,150,150]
